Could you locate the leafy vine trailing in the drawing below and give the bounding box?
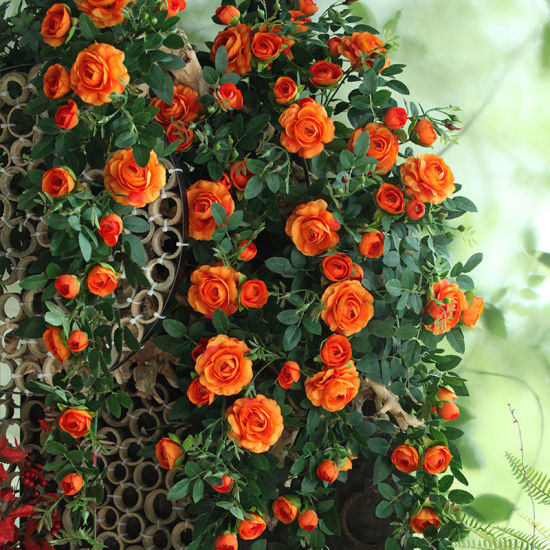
[0,0,486,549]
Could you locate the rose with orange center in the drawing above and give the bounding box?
[215,5,240,24]
[239,279,269,309]
[238,513,266,539]
[425,279,467,335]
[155,438,182,469]
[412,118,437,146]
[54,100,79,130]
[305,363,360,411]
[384,107,407,129]
[358,230,384,258]
[43,326,70,363]
[61,473,83,496]
[55,274,79,299]
[410,508,441,534]
[320,280,374,335]
[263,24,295,59]
[161,0,186,17]
[225,394,284,453]
[316,459,339,483]
[104,148,166,207]
[166,120,194,152]
[215,533,238,550]
[285,199,340,256]
[321,253,354,282]
[187,378,215,406]
[67,331,88,352]
[87,264,118,296]
[187,264,240,318]
[58,408,92,438]
[211,24,253,76]
[40,4,71,47]
[400,154,455,204]
[320,334,352,368]
[423,445,452,474]
[229,159,254,191]
[309,61,343,86]
[43,64,71,99]
[406,199,426,220]
[278,361,300,389]
[42,167,75,198]
[75,0,131,28]
[273,76,298,105]
[376,183,405,214]
[98,214,123,246]
[273,496,298,524]
[187,180,235,240]
[347,123,399,174]
[216,83,243,110]
[70,43,129,105]
[299,0,318,14]
[391,445,420,473]
[194,334,252,396]
[339,32,389,72]
[151,85,202,128]
[251,32,283,60]
[461,296,484,327]
[279,97,335,159]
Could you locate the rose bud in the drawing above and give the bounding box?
[327,37,342,57]
[339,456,354,471]
[54,99,79,130]
[61,473,83,496]
[437,387,457,401]
[239,279,269,309]
[273,76,298,105]
[412,118,437,146]
[299,0,318,14]
[67,330,88,352]
[320,334,352,368]
[461,296,484,327]
[230,159,254,191]
[298,509,319,531]
[87,264,118,296]
[98,214,123,247]
[437,401,460,421]
[166,120,194,152]
[58,408,92,438]
[40,3,71,47]
[211,475,234,493]
[350,264,364,281]
[187,378,215,406]
[215,5,239,24]
[42,166,75,197]
[216,82,243,110]
[43,326,70,363]
[423,445,452,474]
[273,495,299,524]
[277,361,300,389]
[215,532,238,550]
[55,274,79,299]
[238,240,257,261]
[384,107,407,129]
[406,199,426,220]
[238,512,266,540]
[391,444,420,473]
[155,438,183,470]
[358,230,384,258]
[410,508,441,534]
[316,459,339,483]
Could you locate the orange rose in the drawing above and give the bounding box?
[384,107,407,129]
[75,0,131,28]
[104,148,166,207]
[351,264,364,281]
[55,274,79,299]
[279,97,335,159]
[215,533,238,550]
[155,438,182,470]
[216,83,243,110]
[211,24,253,76]
[406,199,426,220]
[166,120,194,152]
[240,279,269,309]
[289,10,311,32]
[215,5,240,24]
[61,473,83,496]
[238,512,266,540]
[194,334,252,396]
[316,459,339,483]
[98,214,123,247]
[437,401,460,421]
[229,159,254,192]
[339,456,354,471]
[320,334,352,368]
[42,167,75,198]
[305,363,360,411]
[187,264,240,318]
[54,99,79,130]
[413,118,437,146]
[187,378,215,406]
[425,279,467,335]
[43,64,71,99]
[43,326,70,363]
[309,61,343,86]
[67,330,88,352]
[238,240,257,261]
[161,0,186,17]
[70,43,129,105]
[327,37,342,57]
[187,179,235,240]
[251,32,283,60]
[152,84,202,128]
[340,32,389,72]
[358,230,384,258]
[376,183,405,214]
[298,509,319,531]
[423,445,452,474]
[347,123,398,174]
[273,76,298,105]
[320,280,374,336]
[225,394,284,453]
[41,4,71,47]
[285,199,340,256]
[322,254,354,282]
[462,296,484,327]
[391,445,420,473]
[437,387,457,401]
[299,0,318,14]
[400,154,455,204]
[273,496,298,524]
[278,361,300,389]
[58,408,92,438]
[410,508,441,534]
[211,475,234,493]
[87,264,118,297]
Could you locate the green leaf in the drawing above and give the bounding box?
[123,326,141,351]
[124,234,146,266]
[466,494,514,523]
[247,114,270,135]
[15,317,46,338]
[212,308,229,333]
[118,391,133,409]
[164,33,186,49]
[226,211,243,231]
[167,478,191,500]
[446,328,465,354]
[192,478,204,502]
[265,257,297,277]
[147,65,174,105]
[283,325,301,351]
[385,538,400,550]
[79,13,99,40]
[372,89,391,106]
[215,46,229,74]
[353,129,370,158]
[453,196,477,212]
[251,540,267,550]
[46,440,66,456]
[78,233,92,262]
[265,172,280,193]
[375,500,393,518]
[25,97,50,116]
[385,278,402,296]
[163,319,187,338]
[373,455,392,484]
[386,79,410,95]
[107,394,121,418]
[202,66,219,85]
[243,176,263,199]
[115,131,137,148]
[123,216,150,233]
[19,274,48,290]
[277,310,300,325]
[395,324,417,339]
[462,252,483,273]
[210,202,227,225]
[448,489,474,504]
[133,144,150,168]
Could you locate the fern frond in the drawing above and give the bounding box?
[506,452,550,506]
[516,511,550,542]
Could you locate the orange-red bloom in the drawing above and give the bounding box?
[54,100,79,130]
[305,363,360,411]
[211,24,253,76]
[347,123,399,174]
[376,183,405,214]
[215,533,238,550]
[327,37,342,57]
[238,513,266,540]
[339,32,389,72]
[76,0,131,28]
[299,0,318,14]
[155,438,182,469]
[211,475,234,493]
[98,214,123,247]
[298,509,318,531]
[384,107,407,129]
[161,0,186,17]
[187,378,215,406]
[413,118,437,146]
[61,473,83,496]
[42,167,75,198]
[67,330,88,352]
[238,240,257,261]
[152,84,202,128]
[317,459,339,483]
[166,120,194,152]
[406,199,426,220]
[273,496,298,524]
[215,5,240,24]
[437,401,460,421]
[273,76,298,105]
[358,230,384,258]
[216,83,243,110]
[40,3,71,47]
[423,445,452,474]
[55,274,80,299]
[320,334,352,368]
[43,64,70,99]
[400,154,455,204]
[43,326,70,363]
[462,296,484,327]
[322,254,354,282]
[410,508,441,534]
[425,279,467,335]
[391,445,420,473]
[309,61,343,86]
[58,408,92,438]
[229,160,254,192]
[278,361,300,389]
[240,279,269,309]
[87,264,118,297]
[252,32,283,60]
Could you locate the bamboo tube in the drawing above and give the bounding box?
[97,426,122,456]
[1,325,27,360]
[0,114,9,142]
[148,191,183,228]
[106,460,131,485]
[41,356,64,385]
[96,532,124,550]
[0,166,25,197]
[163,159,177,190]
[118,437,143,466]
[130,289,164,326]
[128,407,161,441]
[34,219,50,248]
[0,72,31,105]
[9,138,33,167]
[116,512,145,544]
[13,359,42,391]
[142,524,172,550]
[113,483,144,513]
[2,254,36,286]
[97,505,119,531]
[0,144,11,172]
[7,105,35,139]
[0,217,39,258]
[145,256,176,292]
[151,226,184,261]
[0,293,24,323]
[171,520,194,548]
[0,358,17,391]
[144,488,177,525]
[132,462,162,491]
